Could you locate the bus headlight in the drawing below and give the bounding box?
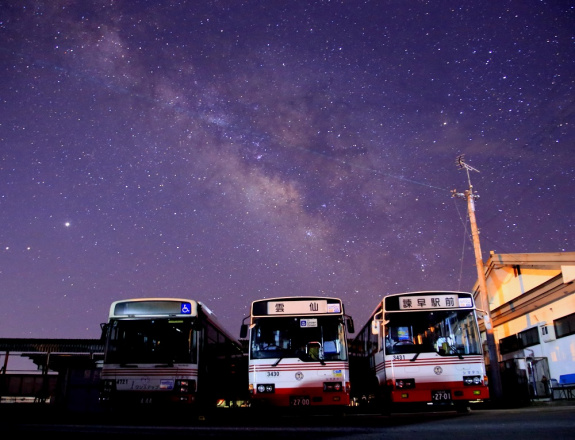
[99,379,116,400]
[463,375,482,386]
[176,379,196,393]
[324,382,343,392]
[101,379,116,393]
[395,378,415,389]
[256,384,275,393]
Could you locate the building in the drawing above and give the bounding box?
[0,339,103,410]
[473,251,575,400]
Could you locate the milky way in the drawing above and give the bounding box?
[0,1,573,342]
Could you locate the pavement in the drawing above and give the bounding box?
[529,397,575,407]
[475,396,575,410]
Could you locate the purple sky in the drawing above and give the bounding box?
[1,1,573,343]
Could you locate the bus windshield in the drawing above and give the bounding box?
[105,319,197,364]
[251,316,347,361]
[384,309,482,356]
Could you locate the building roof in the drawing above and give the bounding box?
[0,338,104,372]
[475,252,575,328]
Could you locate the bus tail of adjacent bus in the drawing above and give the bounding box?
[240,296,354,412]
[99,298,248,413]
[350,291,489,414]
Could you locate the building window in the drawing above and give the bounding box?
[499,334,519,355]
[498,326,540,355]
[555,312,575,339]
[518,326,539,348]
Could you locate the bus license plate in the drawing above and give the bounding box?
[290,396,311,406]
[432,390,452,401]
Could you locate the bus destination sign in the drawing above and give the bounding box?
[398,294,463,310]
[267,299,341,315]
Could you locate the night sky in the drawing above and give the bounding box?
[1,1,573,343]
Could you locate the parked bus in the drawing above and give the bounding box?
[350,291,489,413]
[240,296,354,410]
[99,298,247,411]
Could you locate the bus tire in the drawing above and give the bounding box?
[455,402,471,414]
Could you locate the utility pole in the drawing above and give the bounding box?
[452,155,503,402]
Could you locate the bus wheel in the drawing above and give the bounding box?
[455,402,471,414]
[378,391,392,416]
[380,404,392,417]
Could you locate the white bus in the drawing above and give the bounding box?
[99,298,247,411]
[350,291,489,413]
[240,296,354,410]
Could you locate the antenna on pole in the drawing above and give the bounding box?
[456,154,480,173]
[456,154,480,191]
[452,155,503,402]
[452,155,480,206]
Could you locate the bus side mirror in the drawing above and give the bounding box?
[346,316,355,334]
[100,323,108,341]
[371,319,380,335]
[240,323,248,339]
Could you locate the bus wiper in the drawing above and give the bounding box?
[294,349,325,365]
[448,346,464,359]
[410,352,421,362]
[271,356,284,367]
[155,362,174,367]
[295,350,308,362]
